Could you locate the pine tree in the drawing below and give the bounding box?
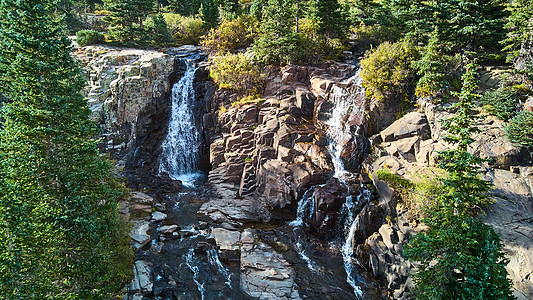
[103,0,154,46]
[414,27,448,98]
[253,0,304,65]
[308,0,347,38]
[503,0,533,80]
[199,0,219,29]
[404,60,514,299]
[0,0,132,298]
[168,0,202,16]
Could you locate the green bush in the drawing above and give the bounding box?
[506,110,533,149]
[202,15,259,53]
[376,168,444,218]
[76,29,105,46]
[360,39,419,102]
[298,18,345,63]
[163,13,205,45]
[350,22,400,51]
[481,86,521,121]
[209,52,264,95]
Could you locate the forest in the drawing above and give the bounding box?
[1,0,532,299]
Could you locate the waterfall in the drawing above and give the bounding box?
[289,184,323,228]
[324,70,367,297]
[159,57,203,187]
[324,70,366,181]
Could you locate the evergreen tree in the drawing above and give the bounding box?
[0,0,132,298]
[145,12,172,47]
[253,0,304,65]
[199,0,219,29]
[220,0,241,19]
[414,27,448,98]
[168,0,202,15]
[103,0,154,46]
[503,0,533,80]
[309,0,347,38]
[249,0,268,20]
[404,60,514,299]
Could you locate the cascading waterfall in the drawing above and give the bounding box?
[326,70,367,297]
[290,69,368,297]
[159,57,203,187]
[325,70,366,181]
[185,249,206,300]
[289,184,323,228]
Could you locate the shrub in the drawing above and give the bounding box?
[202,15,259,53]
[298,18,345,63]
[360,39,419,102]
[76,29,105,46]
[377,168,444,218]
[209,52,264,95]
[163,13,205,45]
[350,22,400,51]
[481,85,521,121]
[506,110,533,149]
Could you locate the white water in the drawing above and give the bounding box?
[340,190,370,298]
[288,69,368,297]
[324,70,367,297]
[186,249,206,300]
[324,70,365,181]
[289,185,323,227]
[207,248,233,288]
[159,58,203,187]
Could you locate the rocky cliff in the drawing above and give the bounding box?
[75,45,533,299]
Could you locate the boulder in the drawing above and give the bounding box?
[380,112,430,143]
[211,228,241,262]
[240,230,301,300]
[129,260,153,295]
[130,221,151,249]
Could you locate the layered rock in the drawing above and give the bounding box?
[75,45,175,158]
[361,99,533,299]
[207,63,367,234]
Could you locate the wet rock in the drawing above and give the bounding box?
[159,225,178,234]
[199,197,270,226]
[151,211,167,222]
[130,221,151,249]
[158,173,182,193]
[129,260,153,295]
[211,228,241,262]
[311,178,349,238]
[240,230,301,300]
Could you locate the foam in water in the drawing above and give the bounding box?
[323,70,367,297]
[324,70,365,182]
[159,57,203,187]
[185,249,206,300]
[207,248,233,288]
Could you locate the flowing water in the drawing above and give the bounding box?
[159,56,204,187]
[132,54,377,299]
[290,69,370,298]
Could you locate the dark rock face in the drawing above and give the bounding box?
[310,178,349,238]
